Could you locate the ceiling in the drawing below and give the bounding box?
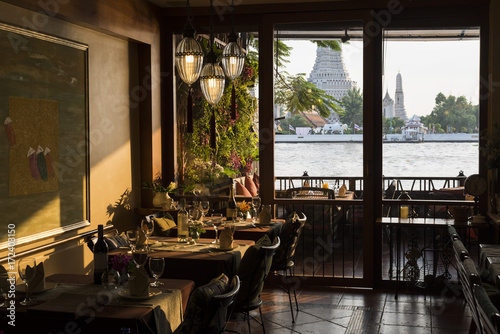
[146,0,333,7]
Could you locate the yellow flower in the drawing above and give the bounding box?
[322,183,329,189]
[238,200,251,212]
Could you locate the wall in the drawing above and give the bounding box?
[0,0,162,276]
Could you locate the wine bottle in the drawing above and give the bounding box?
[226,182,237,220]
[177,198,189,242]
[93,224,108,285]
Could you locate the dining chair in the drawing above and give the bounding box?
[232,236,281,334]
[175,273,239,334]
[270,212,307,323]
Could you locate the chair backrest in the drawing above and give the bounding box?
[235,237,280,308]
[285,187,335,199]
[271,213,307,271]
[212,275,240,331]
[473,284,500,334]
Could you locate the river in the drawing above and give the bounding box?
[275,142,479,178]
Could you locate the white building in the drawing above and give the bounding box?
[383,90,395,118]
[394,72,408,121]
[308,46,357,122]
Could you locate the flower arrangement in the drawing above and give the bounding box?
[188,222,207,235]
[322,182,329,189]
[238,201,251,214]
[109,254,135,275]
[142,180,178,193]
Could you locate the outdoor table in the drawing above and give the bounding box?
[2,274,194,334]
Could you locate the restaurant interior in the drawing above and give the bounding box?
[1,0,500,333]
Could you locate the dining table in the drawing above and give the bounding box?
[2,274,195,334]
[167,219,283,242]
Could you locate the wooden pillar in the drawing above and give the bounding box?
[259,16,275,206]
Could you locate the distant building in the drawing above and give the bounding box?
[394,72,408,121]
[383,90,395,118]
[308,46,357,123]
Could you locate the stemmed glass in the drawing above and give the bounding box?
[132,246,148,269]
[141,219,154,250]
[200,201,210,221]
[18,258,37,306]
[149,258,165,287]
[211,213,223,244]
[126,229,138,252]
[252,196,261,223]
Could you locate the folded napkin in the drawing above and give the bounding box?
[338,184,347,197]
[26,262,45,292]
[152,217,177,236]
[135,228,147,246]
[219,227,234,249]
[129,266,150,297]
[259,209,272,225]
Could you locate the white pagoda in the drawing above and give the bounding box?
[394,72,408,121]
[308,46,357,122]
[383,90,395,118]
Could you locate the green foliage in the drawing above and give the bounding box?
[278,114,312,133]
[275,74,342,117]
[311,40,342,51]
[383,116,405,134]
[421,93,478,133]
[340,87,363,128]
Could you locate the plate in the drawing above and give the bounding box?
[118,288,162,300]
[16,281,58,294]
[209,244,240,252]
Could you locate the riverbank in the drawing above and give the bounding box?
[275,133,479,143]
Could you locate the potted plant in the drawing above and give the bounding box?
[142,180,178,210]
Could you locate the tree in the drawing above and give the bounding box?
[340,87,363,129]
[421,93,478,133]
[278,114,312,132]
[383,116,405,134]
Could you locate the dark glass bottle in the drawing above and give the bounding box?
[226,183,237,220]
[93,225,108,284]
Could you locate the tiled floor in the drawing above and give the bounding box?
[225,284,473,333]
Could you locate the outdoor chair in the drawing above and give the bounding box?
[270,212,307,323]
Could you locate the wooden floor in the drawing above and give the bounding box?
[225,285,472,333]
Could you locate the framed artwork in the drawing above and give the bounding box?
[0,22,89,242]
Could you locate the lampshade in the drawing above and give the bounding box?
[200,58,225,106]
[175,36,204,86]
[222,35,245,80]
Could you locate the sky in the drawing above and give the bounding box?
[282,39,480,117]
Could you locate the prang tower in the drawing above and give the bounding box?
[394,72,408,121]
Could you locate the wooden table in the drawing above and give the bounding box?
[138,237,255,287]
[167,219,283,242]
[2,274,194,334]
[479,244,500,287]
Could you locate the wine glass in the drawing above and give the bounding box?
[18,258,37,306]
[149,258,165,287]
[200,201,210,221]
[126,229,138,252]
[188,206,199,223]
[211,213,223,244]
[252,196,261,223]
[141,219,154,250]
[132,246,148,269]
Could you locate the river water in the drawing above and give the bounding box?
[275,142,479,178]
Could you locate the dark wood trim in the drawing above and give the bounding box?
[0,225,114,264]
[162,23,178,186]
[259,14,275,206]
[479,9,490,215]
[0,0,160,44]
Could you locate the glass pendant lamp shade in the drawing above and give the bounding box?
[175,37,204,85]
[222,40,245,80]
[200,61,225,106]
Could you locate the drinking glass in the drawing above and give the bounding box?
[252,196,261,223]
[211,213,223,244]
[18,258,37,306]
[141,219,154,250]
[126,229,138,251]
[189,206,199,222]
[200,201,210,221]
[132,246,148,269]
[149,258,165,287]
[101,269,121,290]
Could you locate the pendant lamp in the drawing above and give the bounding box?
[221,0,245,120]
[175,0,203,133]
